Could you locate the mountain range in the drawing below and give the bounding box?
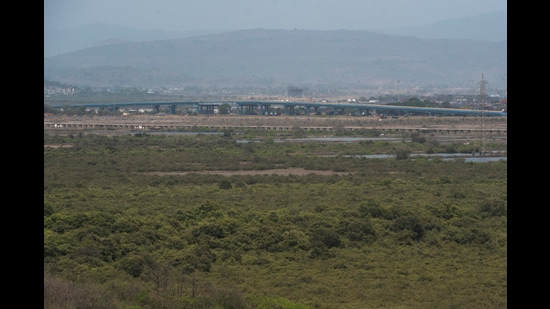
[43,11,506,90]
[372,11,506,42]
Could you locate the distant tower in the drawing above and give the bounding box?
[397,80,400,102]
[478,73,488,107]
[476,73,489,156]
[287,86,303,98]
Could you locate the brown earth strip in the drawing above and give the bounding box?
[143,168,354,176]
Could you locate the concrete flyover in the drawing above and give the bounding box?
[50,100,507,117]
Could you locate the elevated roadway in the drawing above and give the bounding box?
[50,100,507,117]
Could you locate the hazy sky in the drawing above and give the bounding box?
[44,0,506,32]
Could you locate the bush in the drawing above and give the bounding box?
[395,148,411,160]
[411,133,427,144]
[219,179,233,189]
[310,227,341,248]
[479,199,507,217]
[392,215,425,241]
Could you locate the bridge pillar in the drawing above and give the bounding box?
[154,105,160,114]
[248,105,256,115]
[261,104,271,115]
[169,104,176,115]
[199,105,215,115]
[331,107,344,115]
[313,107,319,115]
[284,106,295,115]
[238,104,253,115]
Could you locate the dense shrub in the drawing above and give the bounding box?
[44,132,507,308]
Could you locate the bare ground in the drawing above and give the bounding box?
[45,115,506,176]
[143,168,355,176]
[44,114,507,134]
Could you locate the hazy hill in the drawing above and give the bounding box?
[374,11,506,42]
[44,28,506,90]
[44,11,506,58]
[44,23,222,58]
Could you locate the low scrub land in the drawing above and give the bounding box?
[44,123,507,308]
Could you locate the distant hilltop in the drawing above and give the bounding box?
[44,11,506,58]
[373,11,506,42]
[44,28,506,90]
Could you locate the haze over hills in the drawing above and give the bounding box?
[44,23,222,58]
[44,29,506,91]
[44,11,506,58]
[43,11,506,91]
[373,11,506,42]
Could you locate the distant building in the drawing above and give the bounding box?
[287,86,303,98]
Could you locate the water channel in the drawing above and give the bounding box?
[143,132,507,163]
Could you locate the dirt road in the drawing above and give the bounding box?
[45,114,506,130]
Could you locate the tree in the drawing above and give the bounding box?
[218,103,231,115]
[392,215,425,241]
[395,148,411,160]
[410,132,427,144]
[218,179,232,189]
[311,227,341,248]
[141,262,171,296]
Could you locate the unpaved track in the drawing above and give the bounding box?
[44,115,507,147]
[143,168,355,177]
[44,114,507,132]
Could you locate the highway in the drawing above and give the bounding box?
[50,100,507,117]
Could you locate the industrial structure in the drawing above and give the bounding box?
[476,73,489,156]
[478,73,488,107]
